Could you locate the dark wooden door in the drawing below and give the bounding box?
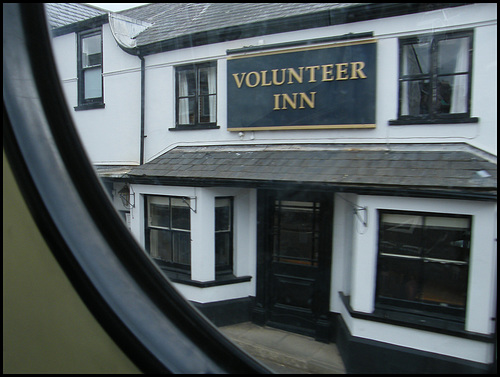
[258,190,333,339]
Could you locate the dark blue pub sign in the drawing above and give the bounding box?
[227,40,376,131]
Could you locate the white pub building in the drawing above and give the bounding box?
[47,3,497,373]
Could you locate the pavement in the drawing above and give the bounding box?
[219,322,346,374]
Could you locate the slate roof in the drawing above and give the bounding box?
[44,3,106,29]
[124,144,497,196]
[119,3,358,47]
[45,3,468,54]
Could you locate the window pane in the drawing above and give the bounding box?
[436,78,452,113]
[279,202,315,231]
[380,213,422,257]
[421,262,468,308]
[84,67,102,99]
[178,98,195,125]
[215,198,232,271]
[400,79,430,116]
[402,43,430,75]
[177,69,196,96]
[215,199,231,231]
[198,95,216,123]
[149,229,172,261]
[199,66,216,95]
[215,233,231,267]
[377,212,470,316]
[172,232,191,265]
[171,198,190,230]
[377,257,421,301]
[425,216,470,229]
[150,203,170,228]
[277,230,314,262]
[274,201,318,265]
[423,216,470,261]
[177,64,216,126]
[438,37,469,74]
[82,34,101,68]
[436,75,469,114]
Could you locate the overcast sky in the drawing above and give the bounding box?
[86,3,149,12]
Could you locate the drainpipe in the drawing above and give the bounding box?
[107,12,151,165]
[140,54,145,165]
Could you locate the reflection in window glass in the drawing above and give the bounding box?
[215,197,233,274]
[82,34,101,67]
[399,31,472,118]
[273,201,320,266]
[146,196,191,270]
[84,67,102,99]
[77,29,103,104]
[402,43,430,75]
[177,63,217,127]
[377,211,471,317]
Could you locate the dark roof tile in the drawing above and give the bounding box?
[119,3,359,47]
[45,3,106,29]
[125,144,497,192]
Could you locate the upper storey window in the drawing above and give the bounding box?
[76,28,104,110]
[390,30,477,125]
[174,62,218,130]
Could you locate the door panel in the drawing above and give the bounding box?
[258,190,333,338]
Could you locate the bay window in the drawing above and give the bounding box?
[145,196,191,273]
[376,211,471,320]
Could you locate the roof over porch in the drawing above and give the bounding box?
[111,143,496,200]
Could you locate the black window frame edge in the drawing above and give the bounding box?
[389,29,477,125]
[173,61,218,130]
[75,26,105,110]
[144,195,192,272]
[215,196,235,275]
[375,209,472,321]
[3,4,269,374]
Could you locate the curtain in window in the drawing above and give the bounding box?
[450,38,469,114]
[207,66,216,122]
[178,71,190,124]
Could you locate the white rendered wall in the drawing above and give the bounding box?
[50,4,497,165]
[51,25,142,165]
[339,302,494,364]
[330,193,356,313]
[345,195,497,362]
[140,3,497,163]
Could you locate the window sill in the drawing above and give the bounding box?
[163,269,252,288]
[388,117,478,125]
[74,103,105,111]
[339,292,493,343]
[169,125,220,131]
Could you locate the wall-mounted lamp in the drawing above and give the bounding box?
[118,184,135,209]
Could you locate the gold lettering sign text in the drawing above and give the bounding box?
[232,62,366,111]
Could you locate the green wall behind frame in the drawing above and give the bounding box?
[3,150,141,374]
